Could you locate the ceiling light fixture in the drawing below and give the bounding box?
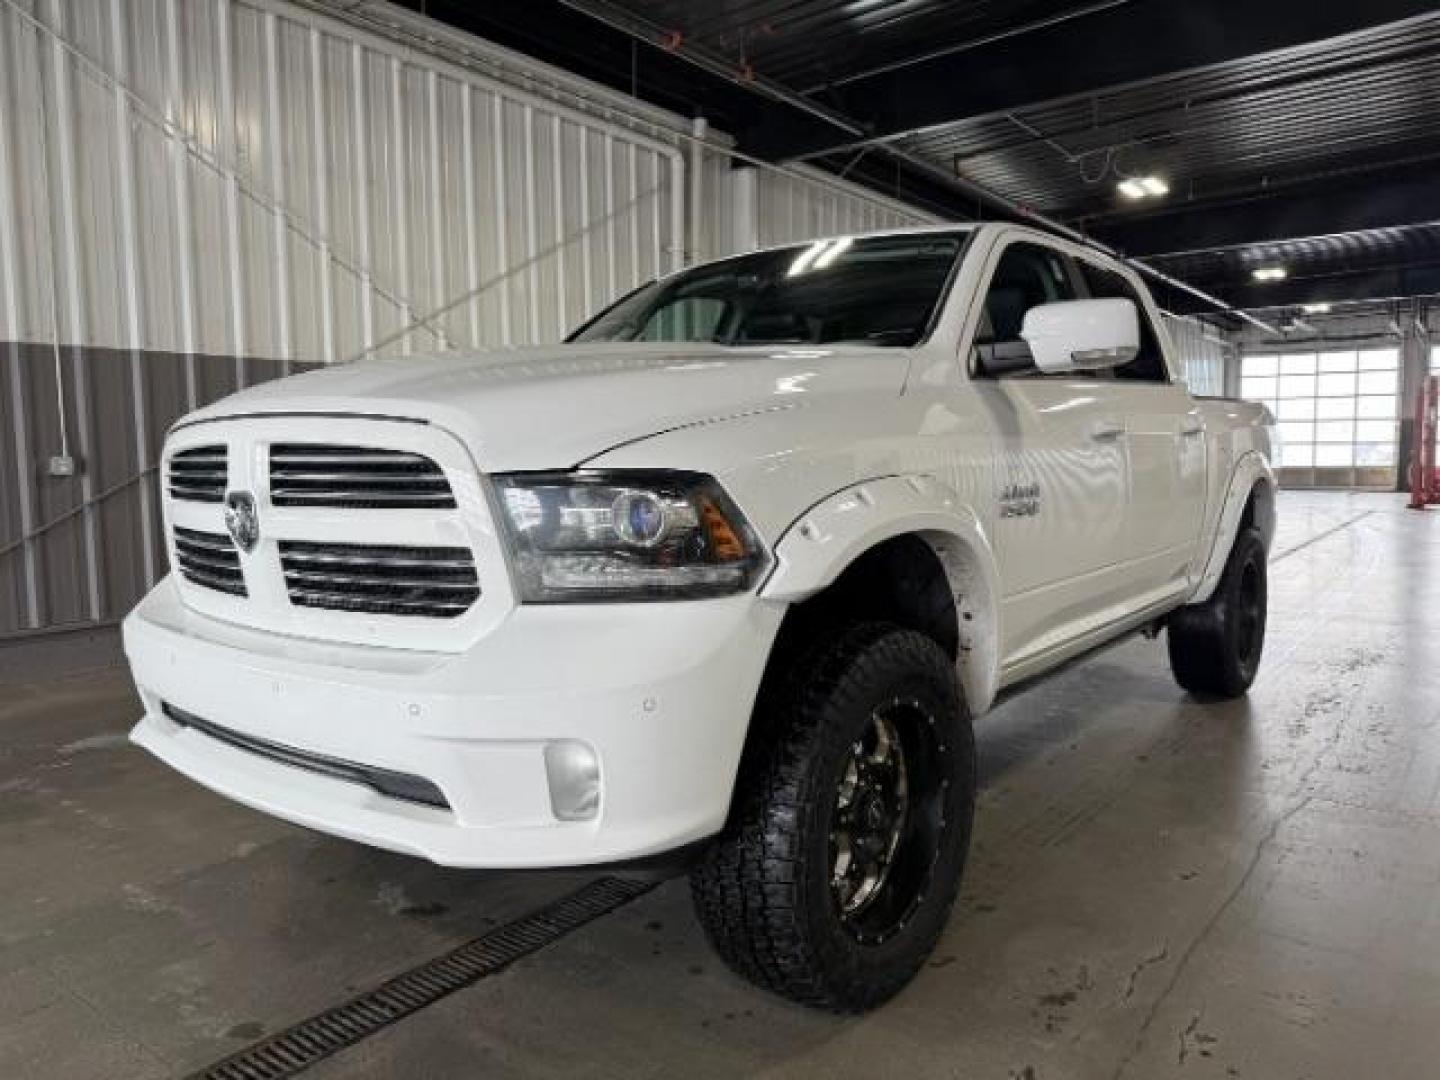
[1118,175,1168,200]
[1252,266,1287,282]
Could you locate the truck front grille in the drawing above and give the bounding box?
[268,444,455,509]
[174,527,247,597]
[167,445,227,503]
[278,540,479,618]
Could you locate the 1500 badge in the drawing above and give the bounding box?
[1000,481,1041,518]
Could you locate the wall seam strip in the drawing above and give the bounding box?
[351,40,375,354]
[0,4,41,628]
[425,68,449,350]
[46,0,103,622]
[263,11,294,373]
[217,0,248,383]
[459,81,480,345]
[111,0,157,590]
[308,26,336,363]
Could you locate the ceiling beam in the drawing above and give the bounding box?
[747,1,1440,162]
[1088,160,1440,257]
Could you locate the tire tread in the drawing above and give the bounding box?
[1168,527,1267,698]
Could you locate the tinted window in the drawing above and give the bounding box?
[570,233,966,348]
[1076,260,1169,383]
[972,242,1079,376]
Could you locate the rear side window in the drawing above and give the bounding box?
[1076,261,1170,383]
[972,242,1080,376]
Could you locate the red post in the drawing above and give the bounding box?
[1410,375,1439,510]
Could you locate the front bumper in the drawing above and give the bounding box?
[125,578,783,868]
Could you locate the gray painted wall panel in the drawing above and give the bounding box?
[1,343,309,634]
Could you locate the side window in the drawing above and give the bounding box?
[1076,261,1169,383]
[972,242,1079,376]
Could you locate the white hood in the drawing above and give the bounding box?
[184,342,908,470]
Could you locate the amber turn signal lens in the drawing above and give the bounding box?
[699,496,746,560]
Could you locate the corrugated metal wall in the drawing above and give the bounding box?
[691,159,939,265]
[0,0,946,640]
[751,163,940,247]
[1163,314,1231,397]
[0,0,686,361]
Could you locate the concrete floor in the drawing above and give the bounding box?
[3,490,1437,1079]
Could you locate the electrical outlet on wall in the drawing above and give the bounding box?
[47,455,76,477]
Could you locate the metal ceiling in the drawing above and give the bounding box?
[403,0,1440,314]
[1149,226,1440,288]
[564,0,1117,91]
[1141,225,1440,317]
[895,14,1440,219]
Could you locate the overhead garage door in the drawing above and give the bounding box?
[1240,347,1402,489]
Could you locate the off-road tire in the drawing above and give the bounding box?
[1167,527,1268,698]
[689,622,975,1012]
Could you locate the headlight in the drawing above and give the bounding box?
[493,471,767,602]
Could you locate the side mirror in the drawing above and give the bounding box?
[1021,298,1139,374]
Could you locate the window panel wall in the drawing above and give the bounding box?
[1240,347,1401,470]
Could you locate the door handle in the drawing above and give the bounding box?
[1089,420,1126,441]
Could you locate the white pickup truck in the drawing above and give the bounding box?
[125,222,1275,1010]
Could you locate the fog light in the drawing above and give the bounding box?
[544,741,600,821]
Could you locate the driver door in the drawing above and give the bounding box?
[966,239,1132,676]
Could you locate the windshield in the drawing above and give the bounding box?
[569,232,968,348]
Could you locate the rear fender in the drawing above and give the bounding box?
[1191,452,1276,604]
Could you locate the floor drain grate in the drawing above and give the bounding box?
[188,876,656,1080]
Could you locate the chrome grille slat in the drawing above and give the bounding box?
[169,488,226,503]
[168,445,228,503]
[268,472,449,485]
[174,527,238,554]
[285,589,474,614]
[270,489,452,504]
[172,526,247,598]
[279,541,478,619]
[276,550,475,571]
[269,453,436,466]
[269,444,456,509]
[177,564,248,597]
[283,569,479,591]
[175,548,243,573]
